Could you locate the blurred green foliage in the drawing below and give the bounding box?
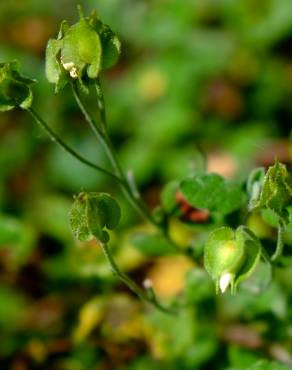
[0,0,292,369]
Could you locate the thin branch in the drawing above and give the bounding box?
[100,242,177,315]
[271,220,285,262]
[72,81,162,228]
[93,79,173,229]
[27,107,123,184]
[71,83,103,140]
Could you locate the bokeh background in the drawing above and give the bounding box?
[1,0,292,369]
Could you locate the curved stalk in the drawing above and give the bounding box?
[95,79,170,227]
[71,83,103,141]
[100,242,177,315]
[27,107,123,184]
[72,81,163,228]
[271,221,285,262]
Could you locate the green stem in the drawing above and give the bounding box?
[261,247,272,264]
[100,242,177,315]
[72,81,163,228]
[271,221,285,262]
[71,83,103,140]
[27,107,122,184]
[72,82,124,180]
[95,80,170,226]
[94,80,181,250]
[95,78,106,132]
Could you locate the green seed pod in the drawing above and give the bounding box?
[204,226,261,294]
[69,192,121,243]
[91,19,121,70]
[253,161,292,224]
[0,61,35,111]
[45,7,121,93]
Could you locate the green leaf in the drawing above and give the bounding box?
[69,192,121,243]
[180,173,244,215]
[161,180,180,214]
[131,232,178,257]
[0,61,35,111]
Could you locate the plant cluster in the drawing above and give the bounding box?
[1,5,292,370]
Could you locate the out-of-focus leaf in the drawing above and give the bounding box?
[131,232,178,257]
[241,260,272,294]
[161,180,179,214]
[0,214,36,266]
[184,268,213,303]
[228,345,262,369]
[0,286,28,330]
[148,309,195,358]
[247,359,291,370]
[73,296,106,343]
[26,194,72,242]
[147,255,194,297]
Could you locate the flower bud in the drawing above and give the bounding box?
[251,161,292,224]
[204,226,261,294]
[46,7,121,93]
[69,192,121,243]
[0,61,35,111]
